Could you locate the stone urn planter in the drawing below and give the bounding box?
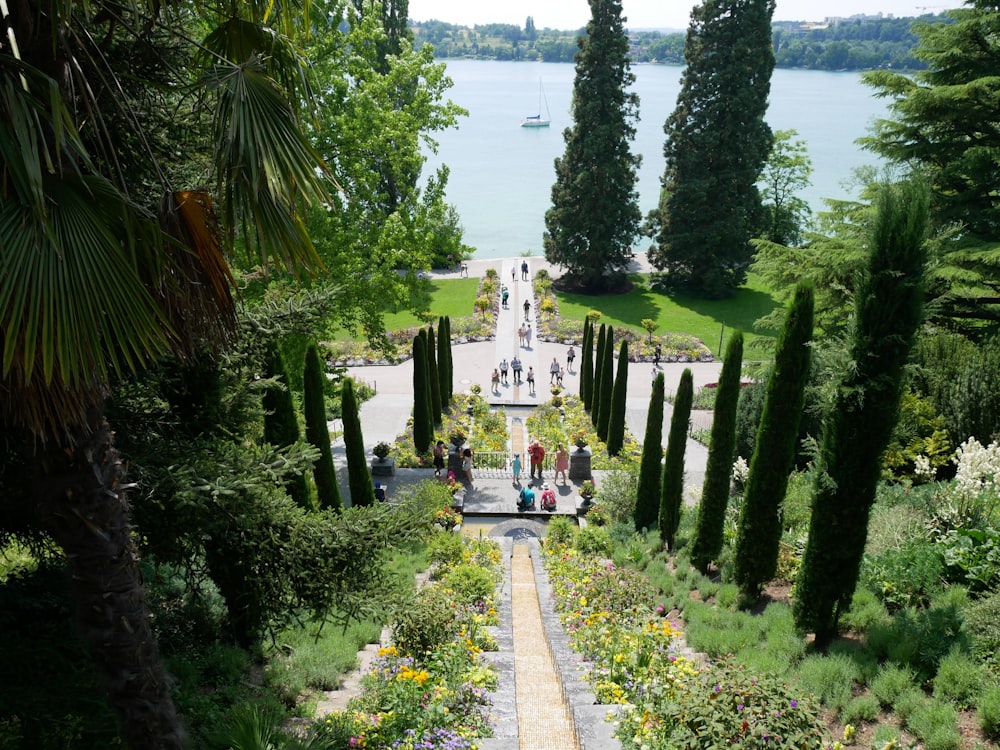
[568,446,592,481]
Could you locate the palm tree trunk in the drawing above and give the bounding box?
[34,412,186,750]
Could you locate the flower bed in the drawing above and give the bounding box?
[393,394,509,468]
[525,396,639,468]
[312,534,503,749]
[542,540,831,749]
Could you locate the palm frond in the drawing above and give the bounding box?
[207,56,330,273]
[0,173,173,389]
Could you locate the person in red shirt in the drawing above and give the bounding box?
[528,440,545,480]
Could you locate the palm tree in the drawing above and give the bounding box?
[1,3,333,746]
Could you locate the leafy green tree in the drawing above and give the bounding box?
[861,3,1000,328]
[660,369,694,549]
[607,341,630,455]
[263,345,314,511]
[597,326,615,442]
[426,325,443,424]
[649,0,776,298]
[304,345,342,512]
[543,0,642,292]
[794,179,929,646]
[759,130,813,247]
[412,334,432,453]
[581,317,594,408]
[342,379,375,508]
[635,373,665,531]
[733,285,814,599]
[691,330,744,572]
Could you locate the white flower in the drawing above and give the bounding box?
[913,454,934,478]
[732,455,750,484]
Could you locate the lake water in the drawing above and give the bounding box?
[422,60,889,259]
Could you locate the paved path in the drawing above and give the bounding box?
[325,255,720,746]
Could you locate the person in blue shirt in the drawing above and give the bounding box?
[511,452,522,486]
[517,485,535,511]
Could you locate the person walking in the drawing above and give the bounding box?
[501,286,509,309]
[523,298,531,321]
[512,355,523,384]
[654,343,662,367]
[511,452,522,486]
[521,259,529,281]
[526,366,535,393]
[511,265,516,284]
[549,357,560,384]
[462,447,474,484]
[499,358,509,384]
[566,346,576,371]
[557,366,565,387]
[491,368,501,393]
[525,324,533,349]
[554,443,569,485]
[433,440,446,477]
[518,324,526,346]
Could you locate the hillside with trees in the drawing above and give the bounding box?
[411,12,949,71]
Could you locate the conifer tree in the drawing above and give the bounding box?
[412,334,432,453]
[592,324,607,426]
[597,326,615,441]
[660,369,693,549]
[427,324,443,424]
[304,344,342,511]
[442,316,454,402]
[581,318,594,408]
[691,330,744,572]
[263,345,314,510]
[794,180,928,646]
[607,340,629,455]
[543,0,641,292]
[418,328,434,440]
[733,285,814,597]
[635,372,665,531]
[341,378,375,507]
[649,0,776,298]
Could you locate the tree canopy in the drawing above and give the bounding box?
[648,0,776,299]
[543,0,642,292]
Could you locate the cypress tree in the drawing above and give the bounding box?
[412,334,432,453]
[733,285,814,598]
[649,0,776,298]
[427,325,443,424]
[542,0,641,292]
[794,180,928,646]
[443,316,454,402]
[690,330,745,572]
[419,329,434,439]
[341,378,375,507]
[591,324,607,426]
[304,344,342,511]
[263,345,314,511]
[581,318,594,408]
[635,372,665,531]
[660,368,693,550]
[597,325,615,442]
[437,316,450,408]
[607,340,629,455]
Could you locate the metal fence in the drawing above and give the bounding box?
[469,451,556,479]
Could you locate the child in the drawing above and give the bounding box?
[511,452,522,486]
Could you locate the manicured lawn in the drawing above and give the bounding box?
[366,278,481,336]
[554,273,781,357]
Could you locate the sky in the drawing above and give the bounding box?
[407,0,967,31]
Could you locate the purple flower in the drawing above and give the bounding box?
[790,699,798,708]
[714,684,721,692]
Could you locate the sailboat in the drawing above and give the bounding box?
[520,80,551,128]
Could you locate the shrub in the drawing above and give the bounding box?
[860,539,945,611]
[840,693,880,725]
[840,587,890,632]
[442,564,496,607]
[546,517,576,545]
[979,685,1000,740]
[574,525,612,556]
[391,585,459,657]
[427,531,466,573]
[870,664,919,708]
[796,653,858,714]
[893,686,928,722]
[932,645,984,708]
[906,698,961,750]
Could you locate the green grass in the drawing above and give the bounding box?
[554,273,780,357]
[381,278,481,332]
